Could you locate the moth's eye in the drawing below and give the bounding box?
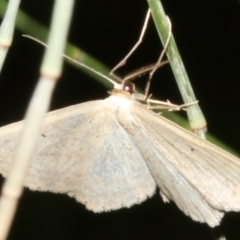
[123,82,135,94]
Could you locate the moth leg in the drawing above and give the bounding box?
[110,9,151,80]
[144,16,172,99]
[147,98,198,112]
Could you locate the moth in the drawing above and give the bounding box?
[0,78,240,227]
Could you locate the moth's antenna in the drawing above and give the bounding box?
[22,35,121,89]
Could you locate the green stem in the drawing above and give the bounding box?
[147,0,207,139]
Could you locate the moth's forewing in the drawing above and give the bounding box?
[130,101,240,226]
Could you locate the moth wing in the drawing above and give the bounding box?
[131,102,240,226]
[0,100,156,212]
[0,101,102,176]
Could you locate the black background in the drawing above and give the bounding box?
[1,0,240,239]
